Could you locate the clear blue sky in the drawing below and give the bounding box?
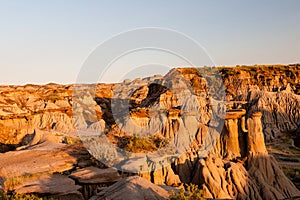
[0,0,299,84]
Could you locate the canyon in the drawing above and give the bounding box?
[0,64,299,199]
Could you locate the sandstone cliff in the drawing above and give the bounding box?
[191,112,299,199]
[0,64,299,199]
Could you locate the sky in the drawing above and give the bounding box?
[0,0,299,84]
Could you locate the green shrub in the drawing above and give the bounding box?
[123,134,170,153]
[64,136,82,144]
[169,184,204,200]
[124,135,157,153]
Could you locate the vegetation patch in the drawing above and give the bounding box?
[64,136,82,144]
[0,192,43,200]
[120,135,169,153]
[169,184,204,200]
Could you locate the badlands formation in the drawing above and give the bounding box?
[0,64,299,199]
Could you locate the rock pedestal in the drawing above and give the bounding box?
[221,109,247,160]
[195,111,300,199]
[247,112,267,155]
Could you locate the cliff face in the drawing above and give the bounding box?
[75,65,300,199]
[0,64,299,199]
[219,64,300,99]
[218,64,300,140]
[0,84,109,150]
[241,90,300,140]
[192,112,299,199]
[2,65,297,145]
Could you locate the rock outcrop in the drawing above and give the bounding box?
[219,64,300,99]
[192,112,300,199]
[90,176,169,200]
[0,128,98,199]
[238,90,300,140]
[247,112,267,155]
[14,174,83,200]
[0,64,299,199]
[69,167,122,199]
[218,64,300,141]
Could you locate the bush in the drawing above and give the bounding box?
[3,176,23,192]
[123,134,170,153]
[169,184,204,200]
[0,192,43,200]
[124,135,157,153]
[64,136,82,144]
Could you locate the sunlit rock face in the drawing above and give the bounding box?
[220,109,247,160]
[93,66,299,200]
[0,65,299,199]
[89,68,225,186]
[247,112,267,155]
[220,64,300,99]
[193,112,300,199]
[220,64,300,141]
[238,90,300,140]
